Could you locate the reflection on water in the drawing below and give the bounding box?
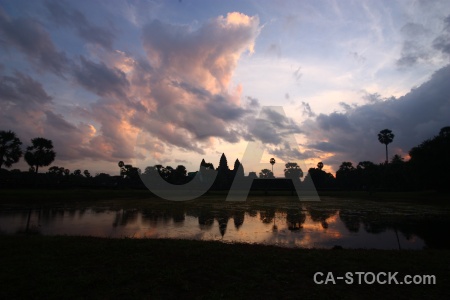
[1,198,449,249]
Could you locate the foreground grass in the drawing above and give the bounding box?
[0,236,449,299]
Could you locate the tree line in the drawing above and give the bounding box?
[1,127,449,191]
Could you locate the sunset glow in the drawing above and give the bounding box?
[1,1,450,176]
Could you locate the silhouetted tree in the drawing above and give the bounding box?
[259,168,274,178]
[73,169,82,176]
[356,161,378,191]
[0,130,23,170]
[409,126,450,190]
[157,165,174,182]
[317,161,324,170]
[120,164,141,180]
[336,162,357,189]
[24,137,56,173]
[83,170,91,178]
[48,166,65,175]
[304,165,335,190]
[270,158,276,173]
[284,162,303,179]
[381,155,411,191]
[171,165,187,184]
[378,129,395,164]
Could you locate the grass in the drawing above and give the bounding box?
[0,236,449,299]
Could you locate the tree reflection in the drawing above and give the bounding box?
[339,210,361,232]
[112,209,139,227]
[308,208,338,229]
[198,209,214,229]
[260,208,275,224]
[286,209,306,231]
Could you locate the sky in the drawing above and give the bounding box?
[1,0,450,177]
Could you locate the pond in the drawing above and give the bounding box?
[1,196,449,249]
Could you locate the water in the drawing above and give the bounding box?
[2,196,448,249]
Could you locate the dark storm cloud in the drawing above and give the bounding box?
[303,64,450,170]
[316,112,352,131]
[73,56,129,99]
[0,72,52,105]
[45,0,116,49]
[309,141,346,153]
[0,8,69,75]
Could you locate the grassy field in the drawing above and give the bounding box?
[0,236,449,299]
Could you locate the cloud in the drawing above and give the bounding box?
[349,51,366,64]
[303,64,450,171]
[0,70,126,163]
[0,7,69,75]
[127,12,260,153]
[0,72,52,106]
[45,0,116,49]
[433,15,450,56]
[293,66,302,83]
[141,12,259,93]
[300,101,316,117]
[73,56,130,99]
[243,106,306,162]
[0,9,309,168]
[396,16,450,67]
[396,40,430,67]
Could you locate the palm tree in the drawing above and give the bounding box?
[378,129,395,164]
[0,130,23,170]
[270,158,275,173]
[24,137,56,173]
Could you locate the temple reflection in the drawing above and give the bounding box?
[0,200,443,249]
